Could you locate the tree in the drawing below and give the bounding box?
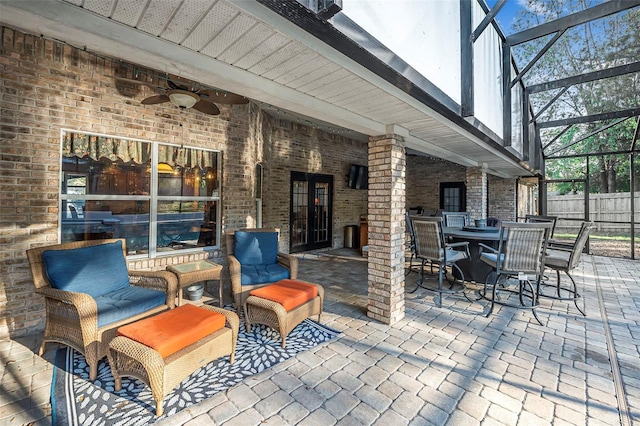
[511,0,640,192]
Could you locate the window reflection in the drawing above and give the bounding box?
[60,131,220,256]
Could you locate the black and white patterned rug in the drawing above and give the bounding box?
[51,311,339,425]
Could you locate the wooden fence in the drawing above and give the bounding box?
[548,192,640,234]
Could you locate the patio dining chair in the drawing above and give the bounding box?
[541,221,595,316]
[405,212,419,276]
[525,214,557,236]
[411,217,470,307]
[478,221,553,325]
[442,211,471,228]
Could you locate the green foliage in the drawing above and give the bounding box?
[513,1,640,193]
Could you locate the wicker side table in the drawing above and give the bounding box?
[167,260,223,307]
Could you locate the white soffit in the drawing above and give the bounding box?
[0,0,532,178]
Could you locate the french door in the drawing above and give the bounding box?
[290,172,333,252]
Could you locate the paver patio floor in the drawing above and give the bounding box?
[1,251,639,425]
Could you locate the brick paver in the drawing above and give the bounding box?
[2,252,639,425]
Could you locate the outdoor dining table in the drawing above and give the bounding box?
[443,226,501,283]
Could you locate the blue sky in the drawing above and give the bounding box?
[487,0,523,33]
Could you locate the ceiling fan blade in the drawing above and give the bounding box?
[192,100,220,115]
[141,94,170,105]
[167,79,189,91]
[111,76,162,89]
[199,90,249,105]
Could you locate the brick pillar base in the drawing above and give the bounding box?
[367,132,405,325]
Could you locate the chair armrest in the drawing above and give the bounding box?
[478,243,498,254]
[547,240,574,251]
[226,255,242,297]
[446,241,469,249]
[35,286,95,306]
[35,287,99,337]
[129,270,178,309]
[277,252,298,279]
[201,306,239,343]
[447,241,470,257]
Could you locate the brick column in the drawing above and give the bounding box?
[367,131,405,325]
[466,167,488,220]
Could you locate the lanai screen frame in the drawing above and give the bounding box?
[465,0,640,259]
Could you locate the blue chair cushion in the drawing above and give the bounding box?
[234,231,278,266]
[94,286,166,328]
[240,263,290,286]
[445,249,467,263]
[42,241,130,299]
[480,252,504,268]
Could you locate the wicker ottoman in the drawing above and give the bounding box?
[107,305,238,416]
[244,279,324,348]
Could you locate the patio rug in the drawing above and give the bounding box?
[51,312,339,426]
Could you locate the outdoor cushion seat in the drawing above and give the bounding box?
[249,279,319,311]
[445,249,468,263]
[109,305,238,416]
[27,239,177,381]
[240,263,290,285]
[478,252,504,268]
[117,304,226,358]
[95,286,168,328]
[478,222,553,325]
[543,249,571,268]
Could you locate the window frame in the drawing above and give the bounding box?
[58,129,222,258]
[439,181,466,212]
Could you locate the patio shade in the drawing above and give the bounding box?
[63,132,214,169]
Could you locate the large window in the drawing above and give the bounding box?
[59,130,221,257]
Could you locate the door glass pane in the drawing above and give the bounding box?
[314,182,330,243]
[292,180,308,247]
[444,187,460,211]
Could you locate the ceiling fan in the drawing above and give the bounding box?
[139,79,248,116]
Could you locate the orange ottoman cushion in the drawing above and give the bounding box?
[117,304,225,358]
[249,279,318,311]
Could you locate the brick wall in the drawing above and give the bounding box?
[488,175,516,221]
[262,119,368,250]
[0,27,368,339]
[0,27,250,338]
[406,155,466,212]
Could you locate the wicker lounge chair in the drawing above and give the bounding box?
[27,239,177,380]
[225,228,298,309]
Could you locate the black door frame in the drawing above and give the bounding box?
[290,171,333,252]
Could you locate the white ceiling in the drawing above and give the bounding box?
[0,0,535,178]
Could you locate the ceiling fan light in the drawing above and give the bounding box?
[168,91,199,109]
